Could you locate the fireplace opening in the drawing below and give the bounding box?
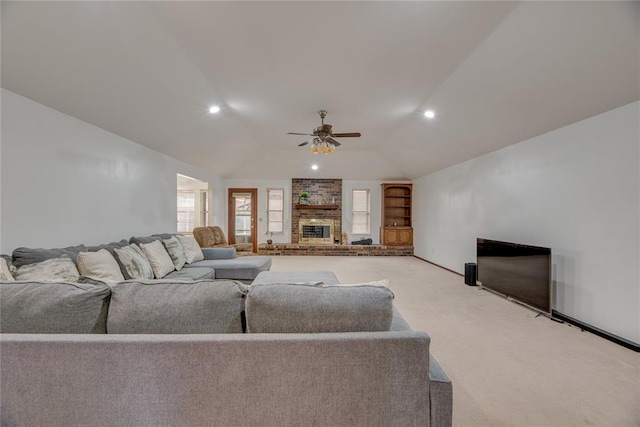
[299,219,334,244]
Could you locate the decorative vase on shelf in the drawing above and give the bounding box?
[299,192,310,205]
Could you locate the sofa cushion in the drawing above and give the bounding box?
[13,255,80,282]
[113,245,154,280]
[87,239,130,255]
[138,240,175,279]
[107,279,248,333]
[176,234,205,263]
[185,256,272,281]
[0,281,111,333]
[11,244,87,268]
[164,267,215,281]
[1,257,15,281]
[251,270,339,286]
[162,236,186,271]
[77,249,125,284]
[129,235,161,246]
[245,283,394,333]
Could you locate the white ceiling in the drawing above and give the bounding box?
[2,1,638,180]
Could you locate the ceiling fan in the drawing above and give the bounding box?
[287,110,361,154]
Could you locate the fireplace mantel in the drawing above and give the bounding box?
[295,204,339,210]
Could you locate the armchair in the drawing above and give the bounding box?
[193,226,254,255]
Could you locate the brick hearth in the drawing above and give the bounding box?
[258,244,414,256]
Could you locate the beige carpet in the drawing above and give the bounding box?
[269,256,640,427]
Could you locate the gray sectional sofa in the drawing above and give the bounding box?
[0,239,452,426]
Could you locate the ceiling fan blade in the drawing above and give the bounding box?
[326,137,341,147]
[331,132,361,138]
[287,132,312,136]
[298,138,315,147]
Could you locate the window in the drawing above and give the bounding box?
[200,190,209,227]
[267,188,284,233]
[177,191,195,233]
[352,189,370,234]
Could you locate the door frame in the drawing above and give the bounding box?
[227,188,258,253]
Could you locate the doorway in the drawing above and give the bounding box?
[228,188,257,253]
[177,174,209,234]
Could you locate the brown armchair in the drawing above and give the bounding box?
[192,226,254,255]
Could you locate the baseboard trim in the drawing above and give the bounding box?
[551,310,639,352]
[412,256,639,352]
[413,256,463,277]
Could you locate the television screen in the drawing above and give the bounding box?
[477,238,551,313]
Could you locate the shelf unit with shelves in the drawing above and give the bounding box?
[381,183,413,246]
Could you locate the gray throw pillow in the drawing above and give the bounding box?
[0,281,111,333]
[76,249,125,284]
[138,240,175,279]
[87,239,130,278]
[162,236,186,271]
[245,284,394,333]
[107,279,248,333]
[13,255,80,282]
[113,245,154,280]
[176,234,204,263]
[1,257,15,281]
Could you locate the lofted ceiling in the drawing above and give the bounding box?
[2,1,638,180]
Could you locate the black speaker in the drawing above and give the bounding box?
[464,263,477,286]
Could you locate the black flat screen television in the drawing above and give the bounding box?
[477,238,551,313]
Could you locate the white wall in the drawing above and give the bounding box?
[224,179,292,244]
[223,179,392,244]
[342,180,385,244]
[413,101,640,344]
[0,89,225,252]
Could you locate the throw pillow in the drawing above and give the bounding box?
[176,234,205,264]
[162,236,186,271]
[139,240,175,279]
[113,245,154,280]
[245,283,394,333]
[13,254,81,282]
[0,257,15,281]
[76,249,125,284]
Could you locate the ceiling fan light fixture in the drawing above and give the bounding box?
[290,110,361,155]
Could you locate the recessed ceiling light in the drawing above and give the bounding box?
[424,110,435,119]
[311,164,319,170]
[208,106,221,114]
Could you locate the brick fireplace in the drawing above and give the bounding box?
[291,178,342,244]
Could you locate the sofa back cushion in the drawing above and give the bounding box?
[0,281,111,333]
[245,284,394,333]
[11,244,87,268]
[107,279,248,334]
